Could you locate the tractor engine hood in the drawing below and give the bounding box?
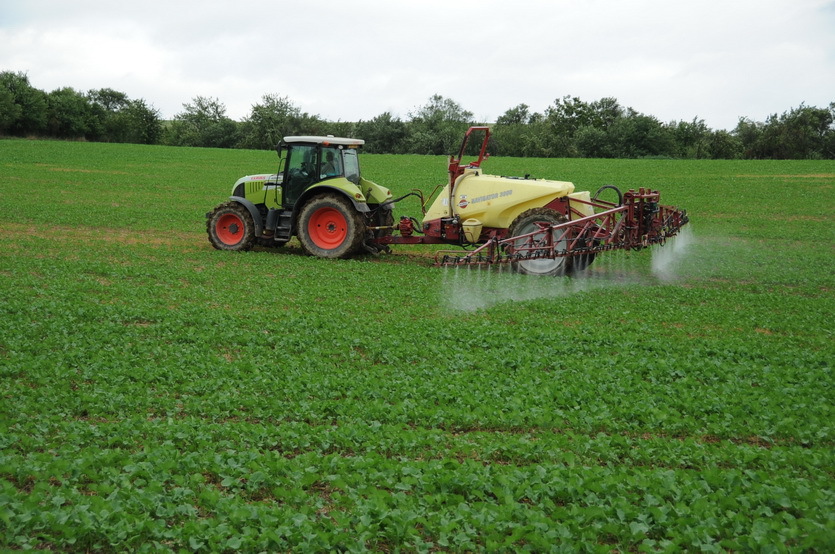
[231,173,281,191]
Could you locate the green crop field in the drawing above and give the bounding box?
[1,139,833,552]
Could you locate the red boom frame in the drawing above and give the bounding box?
[435,188,689,267]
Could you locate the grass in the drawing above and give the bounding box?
[1,138,833,551]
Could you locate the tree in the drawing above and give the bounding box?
[706,130,742,159]
[542,96,584,156]
[321,120,356,140]
[733,103,835,159]
[87,88,130,113]
[86,88,161,144]
[46,87,94,139]
[109,99,162,144]
[165,96,239,148]
[492,104,547,157]
[589,97,624,130]
[87,88,127,140]
[407,94,474,155]
[670,118,710,158]
[825,102,835,159]
[574,125,611,158]
[496,104,533,126]
[733,117,764,158]
[0,71,48,136]
[760,103,834,159]
[237,94,323,150]
[0,86,22,133]
[542,96,624,157]
[355,112,408,154]
[607,110,675,158]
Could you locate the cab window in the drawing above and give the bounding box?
[343,149,360,185]
[320,147,343,179]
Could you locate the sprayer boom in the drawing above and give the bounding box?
[436,188,689,269]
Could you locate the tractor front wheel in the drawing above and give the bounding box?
[297,194,365,259]
[507,208,572,276]
[207,201,256,251]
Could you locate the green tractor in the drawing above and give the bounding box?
[206,135,394,258]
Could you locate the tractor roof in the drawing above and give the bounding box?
[282,135,365,147]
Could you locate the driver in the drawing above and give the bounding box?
[322,150,340,177]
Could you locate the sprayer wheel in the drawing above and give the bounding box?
[507,208,572,276]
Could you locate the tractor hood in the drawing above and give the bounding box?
[231,174,283,209]
[423,169,575,229]
[231,173,281,192]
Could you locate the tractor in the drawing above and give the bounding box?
[206,135,394,259]
[206,127,689,275]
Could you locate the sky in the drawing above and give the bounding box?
[2,0,834,131]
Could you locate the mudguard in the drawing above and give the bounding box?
[296,183,370,213]
[229,196,264,236]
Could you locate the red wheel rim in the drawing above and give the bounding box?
[216,213,244,245]
[308,207,348,249]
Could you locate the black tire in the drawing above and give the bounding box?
[297,194,365,259]
[371,204,395,239]
[507,208,572,276]
[206,201,256,251]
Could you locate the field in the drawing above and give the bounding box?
[1,139,833,552]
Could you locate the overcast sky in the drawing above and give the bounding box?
[2,0,833,130]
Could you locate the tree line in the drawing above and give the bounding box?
[2,70,833,159]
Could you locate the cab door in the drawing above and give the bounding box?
[283,144,318,208]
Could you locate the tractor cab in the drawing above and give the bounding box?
[278,136,364,208]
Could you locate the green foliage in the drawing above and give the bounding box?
[0,140,833,551]
[355,112,409,154]
[85,89,163,145]
[1,69,834,159]
[608,111,676,158]
[0,77,163,143]
[735,103,835,159]
[0,84,21,131]
[492,104,545,157]
[537,96,624,157]
[164,96,239,148]
[106,99,162,145]
[670,118,711,158]
[0,70,48,135]
[407,94,475,155]
[46,87,94,138]
[237,94,325,150]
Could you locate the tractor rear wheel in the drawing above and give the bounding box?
[207,201,256,251]
[507,208,572,276]
[297,194,365,259]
